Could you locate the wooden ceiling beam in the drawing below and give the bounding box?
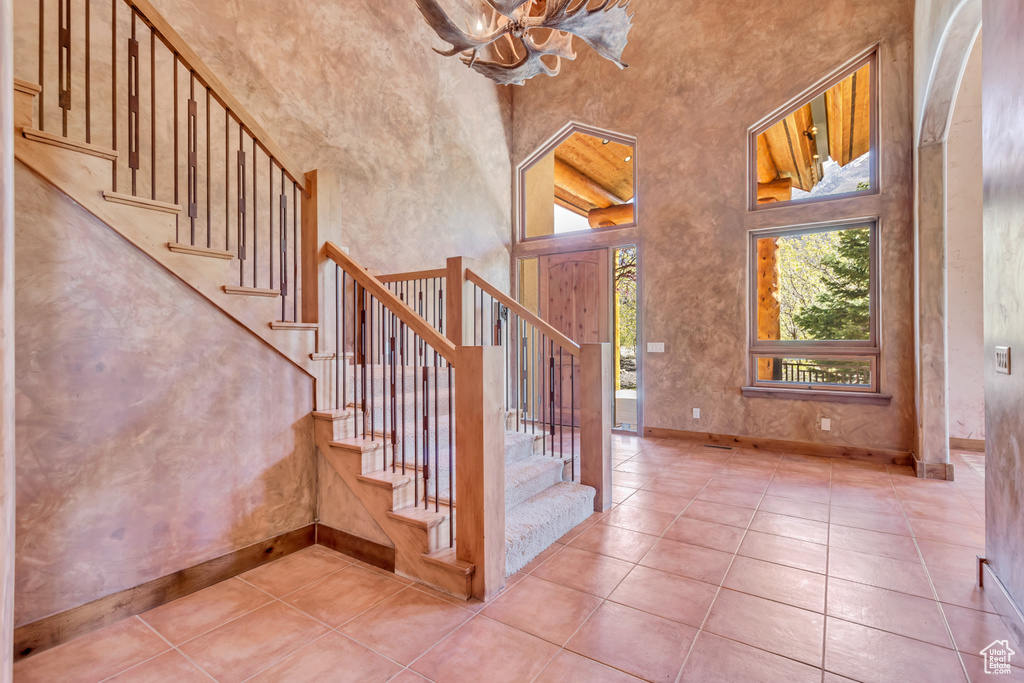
[554,158,621,210]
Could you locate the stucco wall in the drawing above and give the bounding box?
[982,0,1024,642]
[1,0,16,674]
[13,164,317,626]
[946,34,985,441]
[120,0,513,285]
[512,0,916,451]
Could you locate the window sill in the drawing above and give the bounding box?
[741,386,892,405]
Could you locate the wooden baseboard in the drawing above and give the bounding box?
[13,524,315,663]
[950,437,986,453]
[912,455,956,481]
[643,427,912,466]
[315,523,395,572]
[983,560,1024,652]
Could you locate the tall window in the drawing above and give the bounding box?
[749,221,880,394]
[750,52,877,209]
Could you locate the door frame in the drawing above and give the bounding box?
[512,237,644,436]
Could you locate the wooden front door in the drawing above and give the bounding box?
[538,249,611,426]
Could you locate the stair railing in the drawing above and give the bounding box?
[445,256,613,513]
[26,0,309,321]
[378,268,447,340]
[324,244,506,599]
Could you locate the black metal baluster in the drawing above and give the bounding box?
[128,12,139,196]
[336,266,342,410]
[571,355,576,480]
[448,360,454,546]
[205,89,211,246]
[110,0,116,190]
[292,183,298,322]
[558,346,563,457]
[150,30,155,200]
[173,57,177,241]
[400,292,407,475]
[433,337,439,514]
[269,159,274,289]
[549,340,556,450]
[422,363,430,511]
[252,138,257,287]
[85,0,90,142]
[279,171,287,320]
[38,0,44,131]
[58,0,70,136]
[187,73,197,243]
[236,124,245,284]
[370,296,376,449]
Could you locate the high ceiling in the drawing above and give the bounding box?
[553,133,635,226]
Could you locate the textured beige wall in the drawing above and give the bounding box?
[132,0,513,286]
[946,34,985,441]
[2,0,15,674]
[513,0,916,451]
[13,164,317,626]
[983,0,1024,641]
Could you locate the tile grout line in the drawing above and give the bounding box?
[672,446,789,683]
[887,468,973,683]
[531,440,731,683]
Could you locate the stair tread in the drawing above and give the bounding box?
[423,548,474,575]
[505,482,595,576]
[387,503,452,529]
[356,470,411,489]
[328,437,381,453]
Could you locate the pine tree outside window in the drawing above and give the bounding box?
[747,220,881,397]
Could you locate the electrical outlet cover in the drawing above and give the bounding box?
[821,418,831,431]
[647,342,666,353]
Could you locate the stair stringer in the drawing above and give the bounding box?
[313,413,474,599]
[12,97,319,379]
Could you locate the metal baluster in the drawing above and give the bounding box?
[279,171,287,321]
[400,290,407,475]
[85,0,91,141]
[38,0,44,131]
[236,124,245,283]
[252,138,257,287]
[128,12,139,195]
[269,159,274,289]
[370,296,376,448]
[559,346,563,457]
[58,0,70,136]
[433,332,439,514]
[150,30,155,200]
[422,361,429,510]
[110,0,116,190]
[571,355,575,480]
[205,89,210,246]
[173,58,178,241]
[448,362,454,547]
[336,267,341,410]
[292,183,298,322]
[187,74,197,243]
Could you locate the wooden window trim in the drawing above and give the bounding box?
[747,219,882,395]
[515,121,639,244]
[748,48,879,212]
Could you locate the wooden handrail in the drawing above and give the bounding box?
[124,0,309,194]
[465,268,580,357]
[325,243,458,365]
[378,267,447,284]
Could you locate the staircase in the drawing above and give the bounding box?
[11,0,613,607]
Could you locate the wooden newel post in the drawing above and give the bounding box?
[445,256,475,347]
[455,345,506,600]
[581,343,613,512]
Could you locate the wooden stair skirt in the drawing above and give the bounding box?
[313,410,475,599]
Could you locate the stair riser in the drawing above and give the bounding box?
[506,462,565,511]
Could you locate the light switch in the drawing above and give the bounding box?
[821,418,831,431]
[647,342,665,353]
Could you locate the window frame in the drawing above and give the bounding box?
[515,121,639,244]
[747,218,881,395]
[748,49,879,212]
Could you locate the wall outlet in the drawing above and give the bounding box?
[647,342,665,353]
[996,346,1011,375]
[820,417,831,431]
[692,408,700,419]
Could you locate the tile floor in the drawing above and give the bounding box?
[13,437,1021,683]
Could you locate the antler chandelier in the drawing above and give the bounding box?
[415,0,634,86]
